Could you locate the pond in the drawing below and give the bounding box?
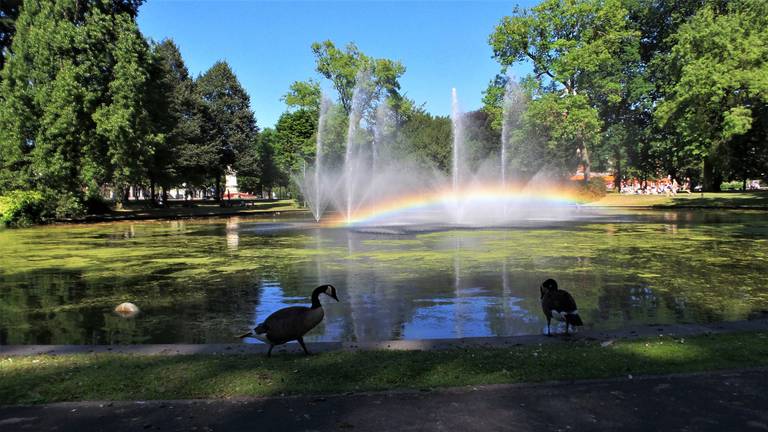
[1,209,767,344]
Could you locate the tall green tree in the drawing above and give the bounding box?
[655,0,768,190]
[239,127,281,195]
[93,14,154,204]
[489,0,640,182]
[395,110,452,171]
[272,109,317,176]
[145,38,212,199]
[311,40,406,116]
[196,61,259,199]
[0,0,150,215]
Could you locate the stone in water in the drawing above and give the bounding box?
[115,302,140,318]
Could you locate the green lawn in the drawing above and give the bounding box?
[589,191,768,208]
[2,331,767,405]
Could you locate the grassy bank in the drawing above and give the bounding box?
[87,199,303,222]
[2,332,767,405]
[588,191,768,208]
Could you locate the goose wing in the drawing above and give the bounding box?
[553,290,578,313]
[262,306,314,344]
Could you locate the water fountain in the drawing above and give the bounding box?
[299,75,577,229]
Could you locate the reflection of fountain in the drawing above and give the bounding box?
[226,217,239,250]
[299,77,573,227]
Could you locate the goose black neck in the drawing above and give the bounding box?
[310,286,325,309]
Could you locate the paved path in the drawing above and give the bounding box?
[1,368,767,431]
[2,318,767,357]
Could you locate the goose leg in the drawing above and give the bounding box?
[546,317,552,336]
[267,344,274,358]
[298,337,310,355]
[565,323,570,335]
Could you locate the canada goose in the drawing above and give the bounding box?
[540,279,583,335]
[239,284,339,357]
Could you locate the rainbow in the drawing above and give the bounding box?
[323,185,581,227]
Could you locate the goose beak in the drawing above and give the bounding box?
[238,331,253,339]
[331,292,339,302]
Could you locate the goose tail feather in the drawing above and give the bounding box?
[566,313,584,326]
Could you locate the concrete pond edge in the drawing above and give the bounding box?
[2,318,767,357]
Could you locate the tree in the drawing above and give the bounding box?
[282,79,322,113]
[93,14,154,205]
[395,110,452,171]
[272,109,317,175]
[655,0,768,190]
[196,61,259,199]
[145,39,212,200]
[0,0,151,215]
[239,128,281,195]
[310,40,408,120]
[532,93,602,174]
[489,0,641,182]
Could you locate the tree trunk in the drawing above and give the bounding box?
[117,186,129,209]
[614,149,622,190]
[702,157,722,192]
[742,178,747,191]
[162,186,168,204]
[214,175,221,202]
[150,181,156,207]
[582,142,591,184]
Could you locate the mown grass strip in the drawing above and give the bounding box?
[2,331,767,405]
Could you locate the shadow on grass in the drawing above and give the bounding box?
[661,191,768,209]
[2,332,767,406]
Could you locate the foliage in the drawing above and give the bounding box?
[0,1,151,215]
[282,79,322,112]
[655,0,768,188]
[489,0,640,182]
[273,109,317,175]
[0,190,45,227]
[520,93,601,179]
[395,110,452,171]
[196,61,260,197]
[572,176,608,201]
[92,14,154,201]
[311,40,406,117]
[239,128,282,193]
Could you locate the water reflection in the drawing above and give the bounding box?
[226,217,240,251]
[1,210,767,344]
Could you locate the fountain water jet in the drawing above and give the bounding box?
[451,88,464,223]
[298,80,580,229]
[310,96,332,221]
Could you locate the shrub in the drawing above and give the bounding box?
[0,190,46,227]
[572,176,608,202]
[84,195,112,214]
[53,192,86,220]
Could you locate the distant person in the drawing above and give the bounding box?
[682,178,692,194]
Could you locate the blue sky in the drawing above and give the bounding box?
[137,1,536,128]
